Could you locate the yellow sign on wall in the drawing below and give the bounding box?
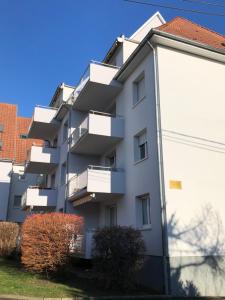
[169,180,182,190]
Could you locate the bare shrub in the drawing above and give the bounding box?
[21,213,83,274]
[0,222,19,257]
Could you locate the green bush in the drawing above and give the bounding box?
[0,222,19,257]
[93,226,145,290]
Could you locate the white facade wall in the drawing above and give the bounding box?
[7,165,41,223]
[0,161,12,220]
[157,45,225,295]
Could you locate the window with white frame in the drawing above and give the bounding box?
[14,195,22,208]
[105,205,117,227]
[137,194,151,228]
[133,73,145,105]
[134,129,148,162]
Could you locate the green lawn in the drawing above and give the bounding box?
[0,257,92,298]
[0,258,154,298]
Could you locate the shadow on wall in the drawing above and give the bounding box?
[167,204,225,296]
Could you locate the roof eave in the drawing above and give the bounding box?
[115,28,225,81]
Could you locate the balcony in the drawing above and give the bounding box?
[25,145,59,174]
[70,111,124,155]
[72,61,121,111]
[22,187,57,210]
[28,106,60,140]
[68,165,125,206]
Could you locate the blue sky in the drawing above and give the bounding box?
[0,0,224,117]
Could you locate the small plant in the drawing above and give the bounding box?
[21,213,83,275]
[0,222,19,257]
[93,226,145,290]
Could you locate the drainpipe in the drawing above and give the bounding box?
[64,106,72,213]
[6,160,14,221]
[147,40,170,295]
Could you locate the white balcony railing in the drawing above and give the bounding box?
[25,145,59,174]
[68,165,125,200]
[28,106,59,140]
[70,61,121,111]
[70,111,124,155]
[72,61,120,103]
[22,186,57,209]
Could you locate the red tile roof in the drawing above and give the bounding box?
[157,17,225,51]
[0,103,42,164]
[16,116,43,164]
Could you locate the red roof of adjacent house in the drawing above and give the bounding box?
[157,17,225,51]
[0,103,42,164]
[15,117,43,164]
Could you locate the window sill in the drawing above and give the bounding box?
[134,156,148,165]
[132,96,146,109]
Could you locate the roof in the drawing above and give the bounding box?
[157,16,225,51]
[0,103,42,164]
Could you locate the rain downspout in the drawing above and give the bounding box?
[147,40,170,295]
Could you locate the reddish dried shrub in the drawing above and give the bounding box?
[0,222,19,257]
[21,213,83,274]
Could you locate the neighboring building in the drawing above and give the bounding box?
[0,103,42,221]
[1,12,225,296]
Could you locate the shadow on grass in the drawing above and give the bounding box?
[0,257,85,298]
[0,257,156,298]
[48,258,157,298]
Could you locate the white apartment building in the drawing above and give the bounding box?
[2,12,225,296]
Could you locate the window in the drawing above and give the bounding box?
[0,124,4,132]
[134,130,148,162]
[106,205,117,227]
[63,121,68,142]
[51,173,55,188]
[14,195,22,208]
[105,151,116,168]
[137,194,151,228]
[0,141,3,151]
[61,162,67,185]
[133,73,145,105]
[20,134,28,139]
[53,137,58,148]
[19,174,26,180]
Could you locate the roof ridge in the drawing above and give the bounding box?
[17,116,31,120]
[158,16,225,40]
[157,16,179,30]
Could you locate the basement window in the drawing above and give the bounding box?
[0,124,4,132]
[0,141,3,151]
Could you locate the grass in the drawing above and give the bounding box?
[0,257,154,298]
[0,257,93,298]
